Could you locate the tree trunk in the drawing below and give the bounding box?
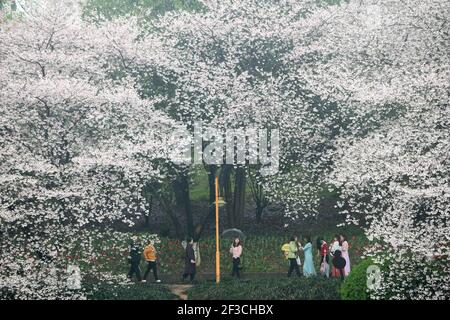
[193,165,217,241]
[247,168,269,223]
[221,165,234,227]
[232,167,246,228]
[172,171,195,238]
[144,195,153,228]
[159,194,183,239]
[255,203,263,222]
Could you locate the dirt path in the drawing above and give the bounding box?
[167,284,192,300]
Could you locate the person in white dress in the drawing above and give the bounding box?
[339,234,351,276]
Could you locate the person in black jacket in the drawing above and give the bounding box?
[332,249,346,281]
[182,237,196,282]
[127,239,142,282]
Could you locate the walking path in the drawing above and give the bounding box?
[167,284,192,300]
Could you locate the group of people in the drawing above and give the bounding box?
[127,237,243,283]
[283,234,351,279]
[181,237,244,282]
[126,234,350,283]
[127,238,162,283]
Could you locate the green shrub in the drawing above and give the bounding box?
[187,277,341,300]
[85,280,176,300]
[340,258,374,300]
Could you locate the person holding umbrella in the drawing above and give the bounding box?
[229,237,243,279]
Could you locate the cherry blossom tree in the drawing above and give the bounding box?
[123,0,338,226]
[0,0,182,299]
[295,0,449,299]
[1,0,448,300]
[145,0,449,298]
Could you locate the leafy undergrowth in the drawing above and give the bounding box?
[85,277,176,300]
[340,258,374,300]
[187,277,341,300]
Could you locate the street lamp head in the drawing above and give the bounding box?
[212,197,226,208]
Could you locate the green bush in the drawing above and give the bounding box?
[340,258,374,300]
[85,280,176,300]
[187,277,341,300]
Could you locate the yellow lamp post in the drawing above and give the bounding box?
[214,176,226,284]
[215,176,220,283]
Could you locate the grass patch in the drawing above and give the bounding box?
[190,169,210,202]
[187,277,341,300]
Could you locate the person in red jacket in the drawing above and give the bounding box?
[319,238,330,277]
